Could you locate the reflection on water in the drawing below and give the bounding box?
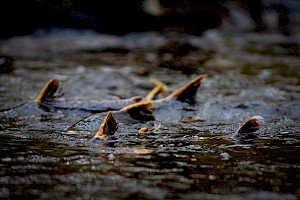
[0,30,300,199]
[1,131,299,199]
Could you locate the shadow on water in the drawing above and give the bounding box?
[0,29,300,199]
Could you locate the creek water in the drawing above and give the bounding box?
[0,29,299,199]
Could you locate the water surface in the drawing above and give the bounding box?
[0,30,299,199]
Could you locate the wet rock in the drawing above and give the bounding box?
[0,56,13,73]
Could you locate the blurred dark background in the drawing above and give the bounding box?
[0,0,298,38]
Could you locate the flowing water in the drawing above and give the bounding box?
[0,29,299,199]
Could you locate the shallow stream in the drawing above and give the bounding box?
[0,29,299,199]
